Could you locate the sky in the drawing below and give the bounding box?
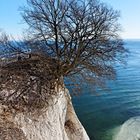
[0,0,140,39]
[103,0,140,39]
[0,0,27,39]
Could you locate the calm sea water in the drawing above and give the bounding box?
[71,40,140,140]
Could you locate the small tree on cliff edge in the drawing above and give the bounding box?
[0,0,127,106]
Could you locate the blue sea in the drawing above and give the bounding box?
[71,40,140,140]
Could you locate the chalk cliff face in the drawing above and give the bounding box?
[0,88,89,140]
[114,117,140,140]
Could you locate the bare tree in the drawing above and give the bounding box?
[0,0,127,108]
[22,0,127,75]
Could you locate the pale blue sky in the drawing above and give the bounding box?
[0,0,140,39]
[103,0,140,39]
[0,0,26,38]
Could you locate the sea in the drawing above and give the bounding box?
[71,40,140,140]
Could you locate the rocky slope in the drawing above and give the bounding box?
[0,88,89,140]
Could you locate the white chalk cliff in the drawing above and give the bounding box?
[114,116,140,140]
[0,88,89,140]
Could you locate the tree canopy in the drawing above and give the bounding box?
[0,0,127,107]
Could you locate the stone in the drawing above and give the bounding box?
[114,116,140,140]
[0,88,89,140]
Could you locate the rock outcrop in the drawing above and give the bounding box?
[114,116,140,140]
[0,88,89,140]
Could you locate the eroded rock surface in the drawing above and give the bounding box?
[114,116,140,140]
[0,89,89,140]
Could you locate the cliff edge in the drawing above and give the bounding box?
[0,88,89,140]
